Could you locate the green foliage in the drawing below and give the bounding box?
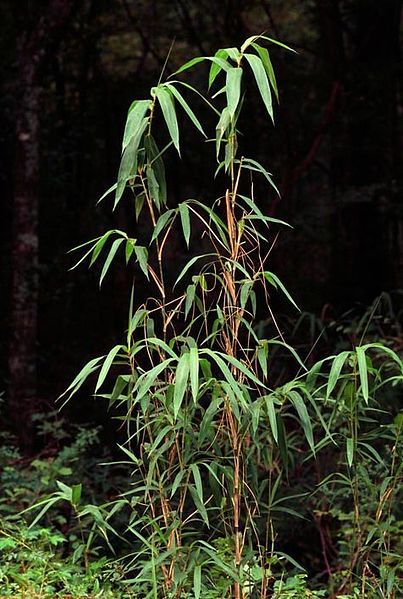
[3,36,402,597]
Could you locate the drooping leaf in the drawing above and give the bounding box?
[100,238,125,286]
[264,395,279,443]
[216,107,231,159]
[346,437,354,467]
[154,86,180,154]
[115,117,148,206]
[251,43,279,101]
[122,100,152,151]
[264,271,299,311]
[166,84,206,137]
[327,351,350,399]
[174,352,190,418]
[190,463,203,503]
[151,209,177,243]
[288,390,315,453]
[179,202,191,248]
[144,135,167,207]
[189,347,199,402]
[95,344,124,392]
[194,565,202,599]
[134,246,149,279]
[244,53,273,122]
[226,67,242,118]
[356,346,369,403]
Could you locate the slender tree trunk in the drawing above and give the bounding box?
[8,0,74,450]
[8,45,40,449]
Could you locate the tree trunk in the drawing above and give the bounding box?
[8,0,74,450]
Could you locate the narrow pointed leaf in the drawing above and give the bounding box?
[346,437,354,467]
[167,84,206,136]
[189,347,199,402]
[115,116,148,206]
[134,246,149,278]
[288,391,315,453]
[95,344,124,392]
[356,346,369,403]
[151,209,176,242]
[190,463,203,503]
[251,43,279,101]
[122,100,152,151]
[264,271,299,311]
[226,67,242,118]
[100,238,125,286]
[264,395,278,443]
[244,53,273,122]
[174,353,190,418]
[194,565,201,599]
[179,202,191,248]
[327,351,350,399]
[155,86,180,154]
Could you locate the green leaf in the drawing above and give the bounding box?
[151,209,176,242]
[175,253,217,287]
[189,485,209,527]
[71,483,82,507]
[100,238,125,286]
[194,565,201,599]
[288,391,315,453]
[189,347,199,402]
[264,271,299,311]
[208,51,232,88]
[179,202,191,248]
[134,246,149,278]
[216,107,231,159]
[170,470,185,497]
[356,346,369,403]
[267,339,307,371]
[251,43,279,101]
[146,165,161,209]
[226,67,242,118]
[125,239,135,264]
[257,344,268,379]
[346,437,354,468]
[60,355,103,400]
[244,53,273,122]
[122,99,152,151]
[115,117,148,206]
[219,352,265,387]
[154,86,180,154]
[147,337,179,359]
[185,284,196,318]
[242,158,280,195]
[144,135,167,207]
[89,231,116,266]
[97,182,117,205]
[264,395,278,443]
[326,351,350,399]
[190,463,203,503]
[174,353,190,419]
[95,344,124,392]
[173,56,205,75]
[166,84,206,137]
[134,358,174,402]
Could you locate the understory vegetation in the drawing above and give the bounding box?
[1,36,402,598]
